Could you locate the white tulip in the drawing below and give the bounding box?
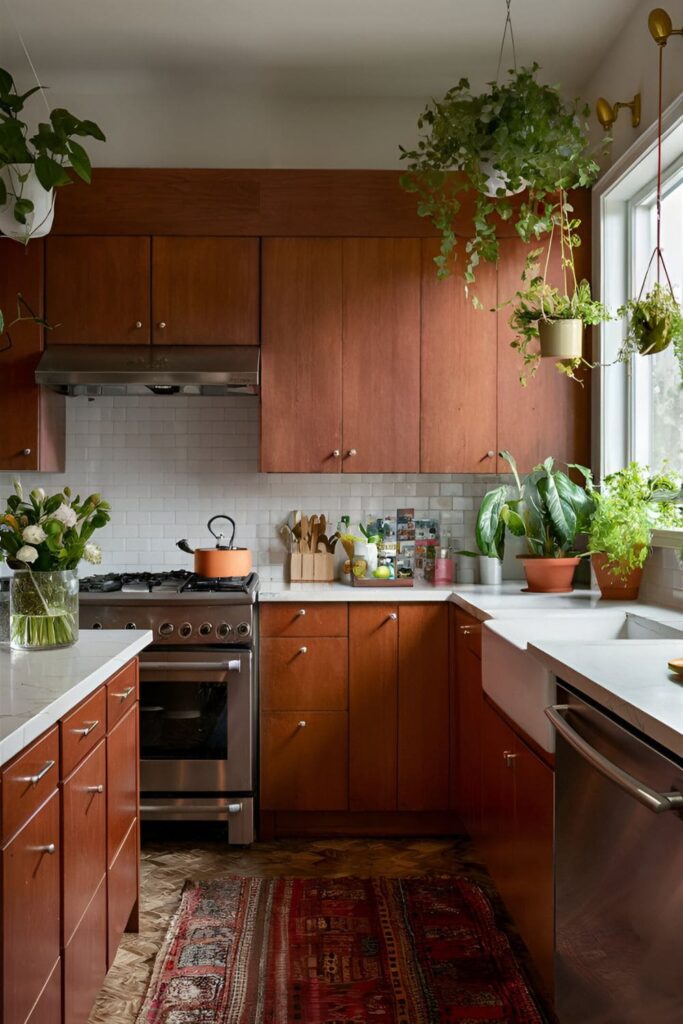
[51,503,78,529]
[83,543,102,565]
[16,545,38,563]
[12,479,23,499]
[31,488,46,501]
[22,524,47,544]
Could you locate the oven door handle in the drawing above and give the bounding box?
[545,705,683,815]
[141,660,242,672]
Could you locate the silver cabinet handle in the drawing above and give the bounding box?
[503,750,517,768]
[20,759,55,786]
[22,448,32,456]
[297,720,307,728]
[135,320,143,329]
[73,719,99,736]
[386,612,397,622]
[227,802,243,814]
[35,843,56,855]
[298,646,308,655]
[545,705,683,814]
[487,450,495,458]
[157,321,167,329]
[112,686,135,701]
[296,608,306,617]
[346,448,357,457]
[86,784,104,794]
[332,449,340,458]
[142,660,241,672]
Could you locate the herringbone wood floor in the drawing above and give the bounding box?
[88,830,546,1023]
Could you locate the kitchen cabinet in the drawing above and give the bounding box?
[45,235,259,347]
[452,608,483,837]
[261,637,348,711]
[61,740,107,947]
[260,711,348,811]
[0,238,65,472]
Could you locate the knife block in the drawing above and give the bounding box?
[290,552,335,582]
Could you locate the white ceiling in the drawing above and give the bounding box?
[2,0,643,99]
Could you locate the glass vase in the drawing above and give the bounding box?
[10,569,79,650]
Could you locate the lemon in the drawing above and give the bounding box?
[373,565,391,578]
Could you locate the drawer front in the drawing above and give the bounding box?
[62,739,107,947]
[25,956,61,1024]
[260,711,348,811]
[63,877,107,1024]
[107,704,138,866]
[61,687,107,778]
[1,726,59,843]
[107,817,138,970]
[260,602,348,638]
[1,790,61,1024]
[261,637,348,710]
[455,609,482,660]
[106,659,139,731]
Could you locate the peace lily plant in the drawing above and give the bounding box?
[0,481,111,649]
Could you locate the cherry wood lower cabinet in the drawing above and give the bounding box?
[0,657,140,1024]
[451,608,484,838]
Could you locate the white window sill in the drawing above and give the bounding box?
[652,529,683,551]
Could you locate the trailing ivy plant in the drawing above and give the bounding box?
[399,64,601,285]
[616,282,683,385]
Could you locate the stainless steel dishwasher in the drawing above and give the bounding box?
[546,687,683,1024]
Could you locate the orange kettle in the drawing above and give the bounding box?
[177,515,252,578]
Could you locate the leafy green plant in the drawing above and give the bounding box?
[587,462,682,577]
[399,64,601,285]
[616,282,683,384]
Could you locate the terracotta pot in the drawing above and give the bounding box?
[538,319,583,359]
[591,552,644,601]
[520,556,580,594]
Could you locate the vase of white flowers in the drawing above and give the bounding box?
[0,482,110,650]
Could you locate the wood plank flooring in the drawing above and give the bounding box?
[89,830,549,1023]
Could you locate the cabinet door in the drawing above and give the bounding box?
[349,604,398,812]
[398,604,449,811]
[261,238,343,472]
[0,238,65,472]
[107,704,138,866]
[1,790,60,1024]
[342,238,421,472]
[260,711,348,811]
[261,637,348,711]
[107,818,138,970]
[453,611,483,836]
[62,739,107,947]
[151,237,259,345]
[421,240,498,472]
[63,877,107,1024]
[45,236,151,344]
[479,699,516,895]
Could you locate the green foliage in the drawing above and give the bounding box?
[616,283,683,385]
[587,462,682,577]
[399,64,601,285]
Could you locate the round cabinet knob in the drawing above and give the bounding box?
[125,622,137,630]
[387,612,397,621]
[22,448,32,456]
[158,622,174,636]
[38,843,56,855]
[298,646,308,655]
[332,449,341,458]
[178,622,192,638]
[236,622,251,638]
[296,608,307,617]
[297,720,307,729]
[157,321,167,329]
[199,622,213,636]
[135,320,143,329]
[487,450,495,459]
[86,784,104,794]
[347,448,357,457]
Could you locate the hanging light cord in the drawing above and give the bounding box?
[496,0,518,82]
[2,0,51,116]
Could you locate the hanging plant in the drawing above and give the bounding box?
[399,63,601,284]
[617,283,683,383]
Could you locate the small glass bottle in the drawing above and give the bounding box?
[434,546,455,585]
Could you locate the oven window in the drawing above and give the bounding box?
[140,682,228,760]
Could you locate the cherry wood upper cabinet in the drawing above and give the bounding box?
[342,238,421,473]
[0,238,65,472]
[261,238,343,472]
[45,236,151,345]
[420,240,498,472]
[151,237,259,345]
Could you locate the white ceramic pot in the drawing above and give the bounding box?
[478,555,503,585]
[480,159,527,198]
[0,164,55,242]
[538,318,583,359]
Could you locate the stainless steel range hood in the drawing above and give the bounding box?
[35,346,260,396]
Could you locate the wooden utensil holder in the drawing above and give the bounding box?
[290,552,335,582]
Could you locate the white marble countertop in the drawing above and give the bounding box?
[258,581,458,602]
[0,630,153,768]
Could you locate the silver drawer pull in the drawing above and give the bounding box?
[228,802,243,814]
[73,720,99,736]
[297,720,307,728]
[296,608,306,617]
[386,613,397,622]
[112,686,134,701]
[298,646,308,655]
[545,705,683,815]
[86,784,104,794]
[142,661,240,672]
[35,843,56,855]
[20,759,55,786]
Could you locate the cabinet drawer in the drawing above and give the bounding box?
[61,687,106,778]
[260,602,348,637]
[107,817,138,969]
[455,610,482,660]
[1,726,59,843]
[107,704,138,866]
[25,956,61,1024]
[1,789,60,1024]
[63,877,107,1024]
[261,711,348,811]
[62,739,107,947]
[107,659,139,731]
[261,637,348,710]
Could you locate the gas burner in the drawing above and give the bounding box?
[79,570,258,597]
[179,572,256,594]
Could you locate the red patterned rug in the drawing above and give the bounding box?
[136,875,545,1023]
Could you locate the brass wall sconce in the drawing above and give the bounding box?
[648,8,683,45]
[596,93,641,131]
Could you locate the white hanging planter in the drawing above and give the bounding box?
[480,158,527,198]
[538,318,583,359]
[0,164,55,243]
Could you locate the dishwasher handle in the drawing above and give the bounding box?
[545,704,683,815]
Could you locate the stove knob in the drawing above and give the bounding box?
[125,622,137,630]
[178,622,192,638]
[92,622,103,630]
[236,621,251,638]
[216,622,233,639]
[158,622,174,636]
[199,621,213,636]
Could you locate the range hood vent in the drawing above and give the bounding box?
[35,345,260,397]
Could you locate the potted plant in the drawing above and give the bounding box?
[399,63,601,285]
[459,482,517,584]
[617,282,683,384]
[0,480,110,649]
[587,463,681,600]
[0,65,105,243]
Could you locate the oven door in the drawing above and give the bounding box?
[138,648,253,794]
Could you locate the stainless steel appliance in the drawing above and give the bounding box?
[546,687,683,1024]
[80,570,258,843]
